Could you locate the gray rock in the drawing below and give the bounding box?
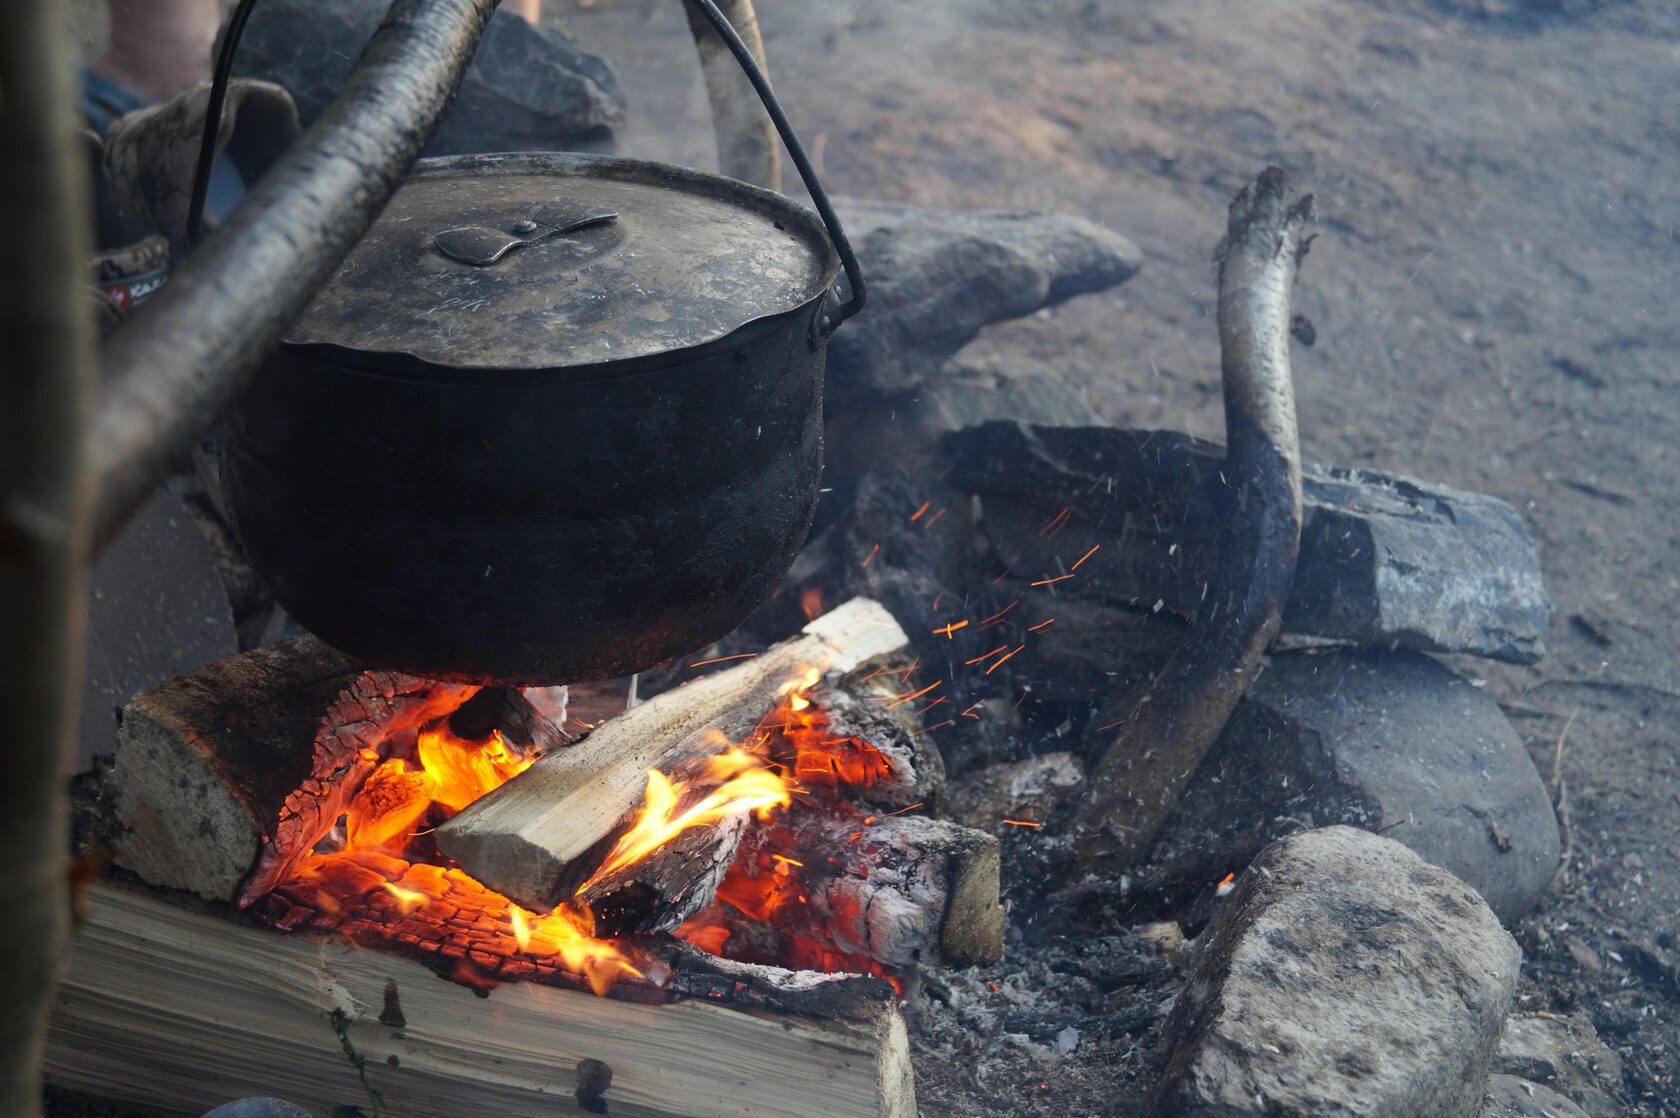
[944,423,1549,663]
[234,2,623,154]
[1154,827,1522,1118]
[1287,466,1550,664]
[826,204,1143,408]
[201,1100,315,1118]
[1151,649,1561,923]
[1494,1014,1624,1118]
[1479,1075,1590,1118]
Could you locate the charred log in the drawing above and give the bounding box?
[699,812,1004,970]
[575,815,751,938]
[103,635,488,903]
[1072,168,1310,864]
[446,685,566,754]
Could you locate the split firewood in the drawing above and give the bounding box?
[574,809,756,938]
[105,636,476,904]
[104,637,567,906]
[51,881,916,1118]
[437,598,910,911]
[1073,167,1310,865]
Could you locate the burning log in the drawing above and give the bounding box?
[102,636,564,905]
[437,597,910,911]
[49,881,916,1118]
[693,813,1005,970]
[106,636,440,902]
[1073,168,1310,865]
[562,669,951,940]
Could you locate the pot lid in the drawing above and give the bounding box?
[285,152,839,371]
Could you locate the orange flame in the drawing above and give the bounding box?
[582,749,792,886]
[415,727,533,813]
[514,903,644,996]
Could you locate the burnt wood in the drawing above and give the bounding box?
[945,425,1547,664]
[103,636,484,904]
[1073,168,1310,864]
[577,815,753,938]
[709,812,1005,970]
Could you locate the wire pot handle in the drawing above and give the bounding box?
[189,0,866,333]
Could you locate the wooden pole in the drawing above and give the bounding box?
[684,0,782,190]
[0,0,98,1112]
[89,0,501,553]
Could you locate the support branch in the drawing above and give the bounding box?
[1074,168,1310,865]
[89,0,500,553]
[0,1,97,1113]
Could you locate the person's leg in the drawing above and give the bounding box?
[504,0,543,24]
[95,0,223,103]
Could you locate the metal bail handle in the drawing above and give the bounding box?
[683,0,866,337]
[186,0,868,328]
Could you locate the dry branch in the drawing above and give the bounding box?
[49,883,916,1118]
[684,0,781,190]
[437,598,909,911]
[1074,167,1309,864]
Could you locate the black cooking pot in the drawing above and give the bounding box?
[219,15,864,686]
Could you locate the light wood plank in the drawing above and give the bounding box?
[48,883,915,1118]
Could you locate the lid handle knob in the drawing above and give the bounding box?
[431,199,618,267]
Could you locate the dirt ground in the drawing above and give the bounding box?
[58,1,1677,1114]
[553,0,1680,1113]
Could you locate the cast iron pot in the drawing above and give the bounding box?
[219,35,864,686]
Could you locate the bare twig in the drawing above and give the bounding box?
[1548,706,1578,894]
[1074,168,1311,865]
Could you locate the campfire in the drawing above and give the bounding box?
[70,599,998,1116]
[254,653,925,998]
